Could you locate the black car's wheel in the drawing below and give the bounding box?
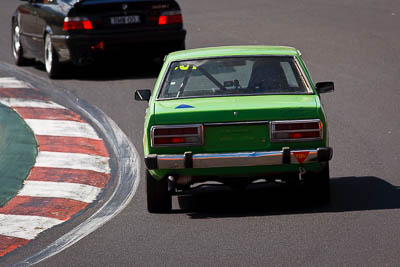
[146,170,172,213]
[12,22,29,66]
[304,163,330,205]
[44,34,62,79]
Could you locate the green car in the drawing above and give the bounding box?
[135,46,334,213]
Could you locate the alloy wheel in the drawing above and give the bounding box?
[13,25,21,59]
[45,35,53,74]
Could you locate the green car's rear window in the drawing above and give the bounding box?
[159,56,310,99]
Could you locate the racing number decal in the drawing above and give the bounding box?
[174,65,197,71]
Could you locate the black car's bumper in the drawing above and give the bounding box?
[52,28,186,64]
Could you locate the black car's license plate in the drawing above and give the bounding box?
[110,15,140,25]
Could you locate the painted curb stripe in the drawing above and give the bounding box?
[25,119,101,140]
[0,196,88,221]
[0,236,29,257]
[35,151,110,174]
[0,97,65,109]
[0,214,63,240]
[28,167,110,188]
[36,136,109,157]
[18,181,102,203]
[14,107,85,122]
[0,78,33,88]
[0,88,46,100]
[0,79,114,258]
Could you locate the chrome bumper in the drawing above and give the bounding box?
[145,147,332,170]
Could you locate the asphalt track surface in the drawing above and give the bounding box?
[1,0,400,266]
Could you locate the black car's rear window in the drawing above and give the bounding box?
[159,56,310,99]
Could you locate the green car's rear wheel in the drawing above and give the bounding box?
[304,163,330,205]
[146,170,172,213]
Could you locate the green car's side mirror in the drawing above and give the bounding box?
[316,82,334,94]
[135,89,151,102]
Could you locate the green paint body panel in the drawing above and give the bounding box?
[154,94,318,124]
[0,104,38,207]
[143,46,329,181]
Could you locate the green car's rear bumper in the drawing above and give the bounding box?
[145,147,332,170]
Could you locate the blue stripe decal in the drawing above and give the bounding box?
[176,104,195,109]
[194,152,279,159]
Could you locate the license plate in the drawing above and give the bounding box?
[110,15,140,25]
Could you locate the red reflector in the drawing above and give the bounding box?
[293,151,310,164]
[63,20,93,31]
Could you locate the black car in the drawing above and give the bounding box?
[11,0,186,78]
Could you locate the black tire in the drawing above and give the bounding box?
[44,34,62,79]
[11,22,29,66]
[304,163,330,205]
[146,170,172,213]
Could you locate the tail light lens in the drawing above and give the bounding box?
[158,11,183,25]
[63,17,93,31]
[270,120,323,142]
[151,125,203,147]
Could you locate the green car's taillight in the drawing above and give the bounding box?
[270,119,323,142]
[151,124,203,147]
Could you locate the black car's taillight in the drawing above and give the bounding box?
[158,11,183,25]
[63,17,93,31]
[151,125,203,147]
[270,120,323,142]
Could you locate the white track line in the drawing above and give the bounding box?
[35,151,110,174]
[0,97,66,109]
[0,77,33,88]
[0,214,63,240]
[18,181,102,203]
[25,119,101,140]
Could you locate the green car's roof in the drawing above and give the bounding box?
[166,46,300,62]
